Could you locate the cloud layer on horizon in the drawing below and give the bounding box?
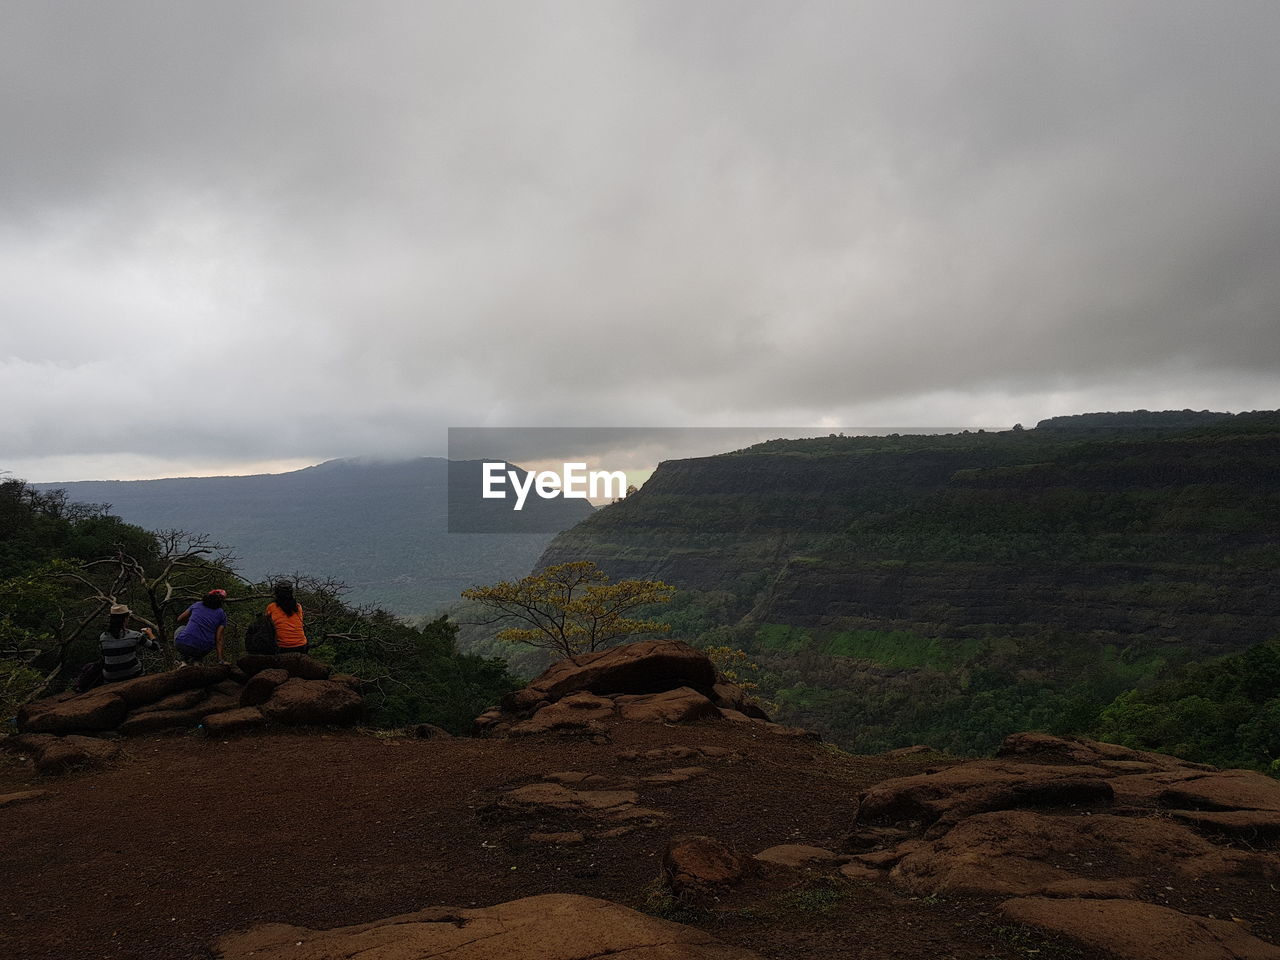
[3,1,1278,480]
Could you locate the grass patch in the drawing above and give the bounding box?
[737,878,853,921]
[636,879,715,926]
[773,884,850,914]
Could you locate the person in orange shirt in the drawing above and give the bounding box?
[265,582,309,656]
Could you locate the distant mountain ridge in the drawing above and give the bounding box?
[37,457,595,617]
[1034,409,1239,431]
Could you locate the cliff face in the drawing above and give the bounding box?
[540,414,1280,648]
[533,413,1280,753]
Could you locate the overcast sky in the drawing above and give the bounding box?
[3,1,1278,481]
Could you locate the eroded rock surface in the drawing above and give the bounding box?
[893,808,1276,897]
[502,640,718,711]
[754,844,842,868]
[840,733,1280,957]
[18,689,128,734]
[259,678,362,726]
[477,640,804,739]
[1000,897,1280,960]
[216,893,764,959]
[615,687,720,724]
[497,742,745,844]
[13,654,363,748]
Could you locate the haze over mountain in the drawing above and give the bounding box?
[37,457,594,617]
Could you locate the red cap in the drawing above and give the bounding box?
[208,589,228,597]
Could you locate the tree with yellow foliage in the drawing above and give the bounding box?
[461,560,674,659]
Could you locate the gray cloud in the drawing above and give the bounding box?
[2,1,1278,480]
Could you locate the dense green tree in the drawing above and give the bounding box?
[1094,638,1280,773]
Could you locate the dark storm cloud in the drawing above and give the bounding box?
[2,1,1278,479]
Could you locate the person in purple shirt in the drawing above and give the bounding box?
[174,589,229,664]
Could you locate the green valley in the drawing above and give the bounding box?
[531,411,1280,766]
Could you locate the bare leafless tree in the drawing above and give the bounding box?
[22,529,245,700]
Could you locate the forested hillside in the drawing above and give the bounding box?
[0,478,518,730]
[37,457,594,617]
[532,411,1280,763]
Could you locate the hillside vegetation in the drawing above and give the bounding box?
[0,477,517,731]
[532,411,1280,765]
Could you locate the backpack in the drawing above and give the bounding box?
[244,614,278,655]
[73,659,104,693]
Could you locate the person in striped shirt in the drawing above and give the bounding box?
[99,603,159,683]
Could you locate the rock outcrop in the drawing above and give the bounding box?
[16,688,129,734]
[258,678,362,726]
[216,892,764,959]
[1000,897,1280,960]
[10,654,363,767]
[840,732,1280,959]
[492,744,740,845]
[475,640,789,737]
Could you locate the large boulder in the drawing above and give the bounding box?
[118,705,214,736]
[14,690,76,726]
[17,689,127,734]
[501,640,718,714]
[18,664,243,734]
[128,688,209,714]
[240,668,290,707]
[116,689,242,736]
[217,893,764,959]
[259,678,362,726]
[615,687,720,724]
[237,653,330,681]
[203,707,266,736]
[105,664,232,709]
[510,692,616,735]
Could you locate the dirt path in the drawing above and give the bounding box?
[1,723,1096,960]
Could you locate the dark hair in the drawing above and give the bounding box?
[201,591,224,609]
[273,582,298,616]
[107,612,127,639]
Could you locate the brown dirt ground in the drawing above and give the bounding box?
[0,721,1267,960]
